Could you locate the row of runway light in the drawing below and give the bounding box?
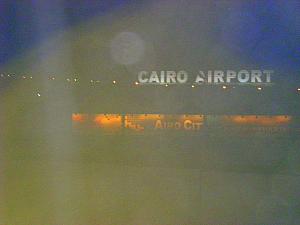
[1,74,300,97]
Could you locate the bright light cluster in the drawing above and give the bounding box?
[0,73,299,97]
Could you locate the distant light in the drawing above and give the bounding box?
[74,78,78,82]
[297,88,300,92]
[51,77,55,80]
[30,76,33,79]
[165,84,168,87]
[192,85,195,88]
[90,80,94,83]
[135,81,139,85]
[0,74,4,77]
[7,74,11,77]
[257,87,262,91]
[22,76,26,79]
[222,85,227,89]
[113,80,116,84]
[37,93,41,97]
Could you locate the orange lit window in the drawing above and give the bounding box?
[94,114,122,130]
[225,115,291,126]
[72,113,87,123]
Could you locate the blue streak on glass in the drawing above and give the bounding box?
[219,0,300,80]
[0,0,132,66]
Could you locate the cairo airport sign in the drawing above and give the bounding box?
[138,70,273,85]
